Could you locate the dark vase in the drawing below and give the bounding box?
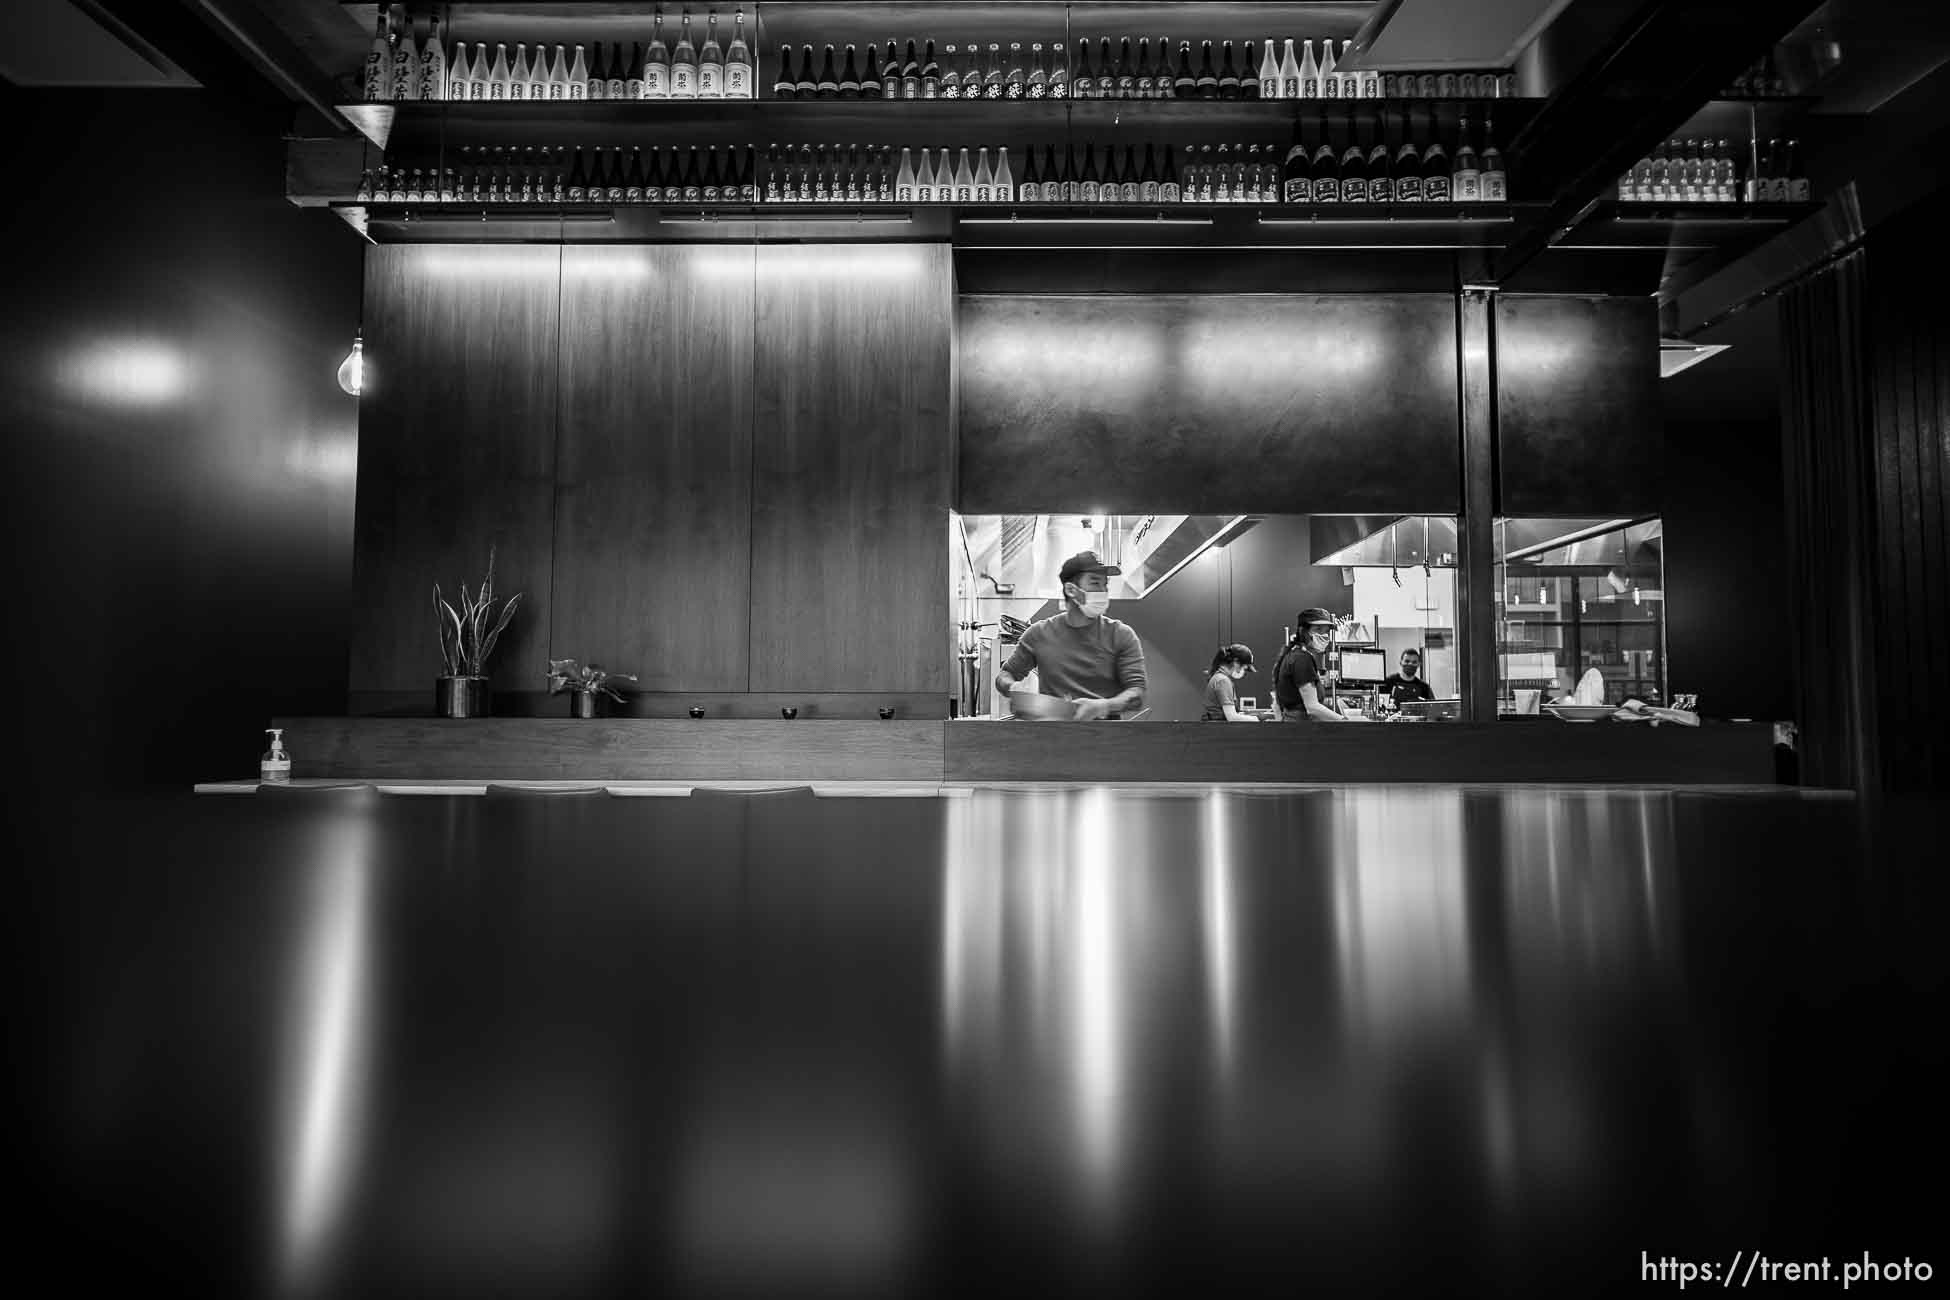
[435,676,491,718]
[570,690,598,719]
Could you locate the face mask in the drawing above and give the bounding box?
[1080,591,1112,618]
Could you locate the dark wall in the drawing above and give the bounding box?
[957,295,1462,515]
[1497,295,1662,515]
[1660,300,1792,723]
[0,88,362,788]
[1863,202,1950,791]
[350,243,953,712]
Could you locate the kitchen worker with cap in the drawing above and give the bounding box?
[995,550,1148,721]
[1272,607,1360,722]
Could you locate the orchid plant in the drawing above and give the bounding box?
[434,546,522,679]
[546,659,637,702]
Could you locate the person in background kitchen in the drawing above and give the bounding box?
[1201,644,1260,721]
[1272,608,1360,722]
[1382,647,1436,707]
[995,550,1147,720]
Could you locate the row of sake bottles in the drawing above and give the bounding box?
[359,128,1504,207]
[363,7,756,101]
[1616,137,1810,204]
[769,37,1517,101]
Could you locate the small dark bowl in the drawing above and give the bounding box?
[688,706,705,719]
[780,707,799,720]
[878,707,896,720]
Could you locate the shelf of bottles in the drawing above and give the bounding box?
[352,124,1510,212]
[341,3,1536,217]
[1604,43,1821,218]
[349,3,1534,107]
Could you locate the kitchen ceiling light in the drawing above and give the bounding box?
[1659,336,1730,378]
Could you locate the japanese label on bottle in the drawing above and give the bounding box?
[490,81,506,100]
[1283,76,1300,97]
[646,65,670,96]
[1789,177,1809,202]
[700,65,723,97]
[1121,182,1139,202]
[626,77,645,97]
[1080,181,1098,202]
[1314,177,1340,203]
[1370,176,1394,203]
[422,66,443,99]
[1302,77,1318,97]
[451,76,468,98]
[1007,81,1025,99]
[1161,182,1180,202]
[1140,181,1159,203]
[1436,72,1457,97]
[672,65,696,96]
[1043,182,1061,202]
[1417,73,1438,96]
[728,64,752,97]
[1342,177,1368,202]
[626,186,645,203]
[957,182,974,201]
[1485,173,1507,201]
[1284,177,1313,204]
[364,55,387,100]
[1456,171,1480,201]
[1424,175,1451,201]
[509,82,525,100]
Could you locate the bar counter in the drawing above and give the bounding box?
[249,717,1780,787]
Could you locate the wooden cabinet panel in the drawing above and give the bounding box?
[553,246,755,691]
[1496,295,1661,516]
[350,245,560,696]
[957,294,1462,514]
[750,245,955,694]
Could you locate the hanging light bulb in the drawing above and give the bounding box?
[336,331,364,396]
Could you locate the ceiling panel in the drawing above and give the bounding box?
[0,0,198,87]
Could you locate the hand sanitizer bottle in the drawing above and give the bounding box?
[261,728,292,784]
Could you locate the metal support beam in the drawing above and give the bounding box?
[1456,288,1500,722]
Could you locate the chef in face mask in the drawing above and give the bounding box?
[995,550,1149,721]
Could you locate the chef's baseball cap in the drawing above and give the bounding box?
[1296,607,1337,629]
[1059,550,1122,583]
[1222,643,1257,672]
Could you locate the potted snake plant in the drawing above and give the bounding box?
[433,547,522,718]
[547,660,636,718]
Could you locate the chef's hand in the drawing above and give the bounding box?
[1072,697,1115,721]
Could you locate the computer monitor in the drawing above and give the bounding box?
[1337,650,1387,688]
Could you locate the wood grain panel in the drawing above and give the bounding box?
[750,244,955,694]
[1495,295,1661,516]
[274,718,945,782]
[350,245,561,695]
[957,294,1461,514]
[350,691,952,720]
[944,721,1777,784]
[553,246,755,692]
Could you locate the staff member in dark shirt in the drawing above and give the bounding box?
[1201,644,1260,721]
[1382,648,1436,707]
[995,550,1148,720]
[1272,608,1356,722]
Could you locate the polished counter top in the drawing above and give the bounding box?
[249,717,1782,787]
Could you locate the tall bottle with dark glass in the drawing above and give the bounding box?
[1196,41,1219,98]
[1282,121,1313,203]
[1395,128,1422,202]
[1421,130,1451,202]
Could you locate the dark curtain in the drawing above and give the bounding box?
[1863,205,1950,794]
[1780,252,1880,791]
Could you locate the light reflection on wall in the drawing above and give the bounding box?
[275,806,375,1299]
[59,337,192,407]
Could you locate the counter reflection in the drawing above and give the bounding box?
[24,789,1939,1299]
